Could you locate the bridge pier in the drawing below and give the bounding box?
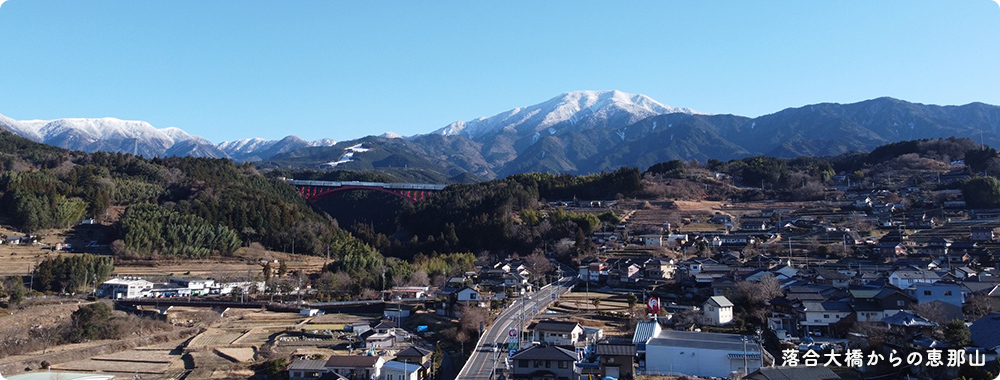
[155,305,173,315]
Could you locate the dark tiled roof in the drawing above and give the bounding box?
[850,300,882,312]
[325,355,381,368]
[289,359,327,371]
[394,346,432,357]
[595,344,636,356]
[531,320,580,332]
[882,311,937,328]
[510,345,577,361]
[971,312,1000,349]
[802,301,852,313]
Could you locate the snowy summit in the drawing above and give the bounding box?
[434,90,701,140]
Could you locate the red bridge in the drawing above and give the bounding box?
[283,178,447,203]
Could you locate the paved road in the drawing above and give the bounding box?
[457,267,577,380]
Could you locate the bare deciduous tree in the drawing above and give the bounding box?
[731,275,783,325]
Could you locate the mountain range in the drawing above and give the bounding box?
[0,113,336,160]
[4,90,1000,182]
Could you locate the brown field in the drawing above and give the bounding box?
[0,223,329,278]
[52,359,172,374]
[537,291,642,337]
[551,291,634,314]
[187,329,246,348]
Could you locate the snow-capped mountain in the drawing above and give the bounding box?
[434,90,701,140]
[0,113,226,158]
[380,131,403,139]
[217,136,337,162]
[0,112,339,161]
[0,113,43,141]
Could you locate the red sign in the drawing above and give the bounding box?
[647,297,660,314]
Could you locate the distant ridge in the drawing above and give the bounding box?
[0,112,334,160]
[5,92,1000,180]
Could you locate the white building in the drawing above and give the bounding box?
[529,320,584,346]
[644,330,763,378]
[455,287,479,302]
[640,235,663,247]
[380,360,421,380]
[99,277,153,299]
[888,270,940,289]
[702,296,734,325]
[170,278,215,295]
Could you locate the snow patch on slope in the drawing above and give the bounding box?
[324,143,371,167]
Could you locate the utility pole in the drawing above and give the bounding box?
[742,335,749,377]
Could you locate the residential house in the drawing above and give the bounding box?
[718,233,757,246]
[509,345,579,380]
[617,263,643,284]
[529,320,584,347]
[876,243,907,257]
[371,320,395,334]
[972,227,996,242]
[771,265,798,279]
[702,296,734,326]
[813,269,850,289]
[595,341,636,380]
[435,286,481,317]
[800,301,853,337]
[643,258,676,280]
[288,359,329,380]
[889,269,941,289]
[882,311,938,340]
[953,266,979,280]
[922,238,952,256]
[386,286,431,299]
[324,355,386,380]
[666,234,688,246]
[1,234,36,245]
[639,235,663,247]
[709,214,734,228]
[849,287,915,323]
[680,258,719,276]
[740,220,768,231]
[503,272,532,296]
[907,214,936,229]
[366,332,396,349]
[853,197,873,209]
[909,282,964,307]
[584,261,606,283]
[582,326,604,344]
[346,322,371,335]
[970,312,1000,352]
[393,346,433,379]
[644,330,763,378]
[381,361,420,380]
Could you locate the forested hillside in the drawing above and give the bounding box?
[0,131,377,264]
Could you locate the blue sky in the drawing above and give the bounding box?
[1,1,998,143]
